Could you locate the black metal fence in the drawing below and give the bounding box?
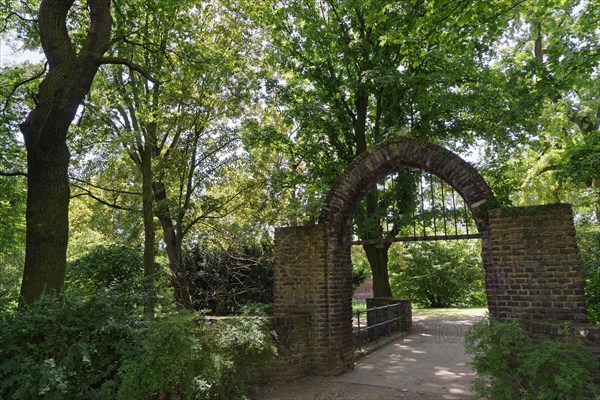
[353,302,407,349]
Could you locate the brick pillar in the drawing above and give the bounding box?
[273,223,354,376]
[488,204,588,322]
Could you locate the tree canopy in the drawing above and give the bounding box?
[0,0,597,313]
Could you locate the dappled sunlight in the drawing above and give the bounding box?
[339,310,483,397]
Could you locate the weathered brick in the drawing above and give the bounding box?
[270,138,590,382]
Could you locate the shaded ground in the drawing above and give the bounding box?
[251,308,487,400]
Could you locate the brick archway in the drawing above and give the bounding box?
[270,137,588,380]
[320,136,496,232]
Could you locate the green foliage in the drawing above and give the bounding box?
[0,64,30,304]
[465,317,598,399]
[351,246,372,290]
[352,299,367,312]
[0,291,145,400]
[577,223,600,324]
[65,245,144,296]
[559,131,600,188]
[239,302,273,316]
[485,0,600,213]
[0,292,276,400]
[389,240,485,308]
[184,243,274,315]
[118,313,276,400]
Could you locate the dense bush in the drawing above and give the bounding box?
[0,291,144,400]
[389,240,486,307]
[1,243,276,400]
[0,293,276,400]
[65,244,144,295]
[118,313,276,400]
[465,316,598,399]
[184,243,274,315]
[351,246,371,290]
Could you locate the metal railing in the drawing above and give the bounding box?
[353,302,405,349]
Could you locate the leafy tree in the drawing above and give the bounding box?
[1,63,39,303]
[73,0,261,310]
[389,240,485,308]
[248,0,520,297]
[486,0,599,215]
[2,0,159,305]
[65,244,144,296]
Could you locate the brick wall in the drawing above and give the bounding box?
[261,314,311,381]
[488,204,588,322]
[269,137,591,382]
[273,224,354,376]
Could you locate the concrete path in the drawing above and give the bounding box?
[252,308,487,400]
[338,310,485,399]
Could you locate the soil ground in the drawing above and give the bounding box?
[250,308,487,400]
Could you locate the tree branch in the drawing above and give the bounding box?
[93,55,162,84]
[0,170,27,177]
[2,62,47,118]
[70,176,142,196]
[535,165,558,177]
[70,183,136,211]
[1,10,38,33]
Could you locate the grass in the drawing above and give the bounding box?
[352,299,367,312]
[352,300,487,318]
[412,307,488,320]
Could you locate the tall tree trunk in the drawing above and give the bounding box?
[18,0,112,305]
[20,119,71,304]
[153,182,194,310]
[141,144,155,315]
[354,90,369,155]
[363,244,393,298]
[354,89,394,297]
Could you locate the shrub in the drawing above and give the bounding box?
[0,291,145,400]
[389,240,486,308]
[351,246,371,290]
[65,244,144,295]
[465,316,598,399]
[1,294,276,400]
[118,313,276,400]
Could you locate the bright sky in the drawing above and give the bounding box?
[0,38,45,68]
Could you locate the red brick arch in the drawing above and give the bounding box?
[270,136,589,380]
[320,136,496,232]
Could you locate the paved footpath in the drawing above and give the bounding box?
[252,309,487,400]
